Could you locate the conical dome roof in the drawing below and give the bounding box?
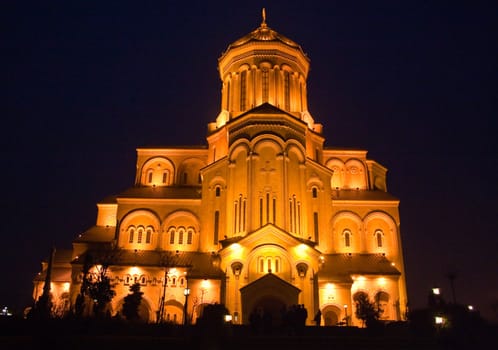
[219,9,309,71]
[226,17,302,51]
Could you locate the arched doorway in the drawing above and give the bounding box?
[322,304,341,326]
[240,273,300,325]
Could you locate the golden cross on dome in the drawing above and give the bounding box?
[261,8,267,27]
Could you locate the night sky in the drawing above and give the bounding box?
[2,1,497,321]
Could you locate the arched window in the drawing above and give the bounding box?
[274,257,281,273]
[128,228,135,243]
[162,171,168,184]
[240,70,247,110]
[169,229,175,244]
[146,229,152,244]
[215,186,221,197]
[312,187,318,198]
[187,230,193,244]
[147,170,153,183]
[137,229,143,244]
[343,229,351,247]
[375,230,383,248]
[178,229,184,244]
[259,257,265,273]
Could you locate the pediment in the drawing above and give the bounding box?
[240,272,300,295]
[234,224,314,251]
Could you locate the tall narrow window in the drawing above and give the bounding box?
[238,194,243,232]
[234,201,238,233]
[242,199,246,232]
[137,229,143,244]
[147,171,153,183]
[187,230,193,244]
[259,258,264,273]
[293,196,297,233]
[214,211,220,244]
[313,212,319,242]
[312,187,318,198]
[275,257,280,273]
[297,202,301,234]
[266,193,270,223]
[240,70,247,110]
[178,230,184,244]
[146,229,152,244]
[226,81,231,110]
[284,71,290,111]
[170,230,175,244]
[129,229,135,243]
[289,199,293,232]
[259,197,263,227]
[162,172,168,184]
[215,186,221,197]
[262,69,269,102]
[272,197,276,224]
[344,230,351,247]
[376,230,383,247]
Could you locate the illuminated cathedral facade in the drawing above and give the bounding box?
[33,13,408,326]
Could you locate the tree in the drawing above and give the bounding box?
[75,248,121,319]
[354,292,381,328]
[122,282,144,322]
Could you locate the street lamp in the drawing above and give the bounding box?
[344,304,348,326]
[183,287,190,325]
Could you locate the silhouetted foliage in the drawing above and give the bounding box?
[354,292,381,329]
[74,249,121,319]
[122,282,143,321]
[27,293,54,320]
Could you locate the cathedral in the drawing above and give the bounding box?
[32,12,408,326]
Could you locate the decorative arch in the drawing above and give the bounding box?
[344,158,367,190]
[325,158,345,189]
[363,211,398,255]
[321,303,343,326]
[162,210,201,250]
[228,141,250,162]
[246,243,292,282]
[374,290,391,320]
[285,141,306,163]
[306,173,324,192]
[330,211,362,253]
[114,295,153,323]
[140,156,175,187]
[177,157,206,186]
[252,136,285,154]
[118,209,160,249]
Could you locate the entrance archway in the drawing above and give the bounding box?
[240,273,300,324]
[322,304,341,326]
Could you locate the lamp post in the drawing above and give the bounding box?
[344,304,348,326]
[183,287,190,326]
[157,267,168,323]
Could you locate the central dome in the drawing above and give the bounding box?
[227,20,302,50]
[214,9,315,130]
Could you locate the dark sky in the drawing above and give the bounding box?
[2,1,497,321]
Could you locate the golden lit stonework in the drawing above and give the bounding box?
[32,12,408,326]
